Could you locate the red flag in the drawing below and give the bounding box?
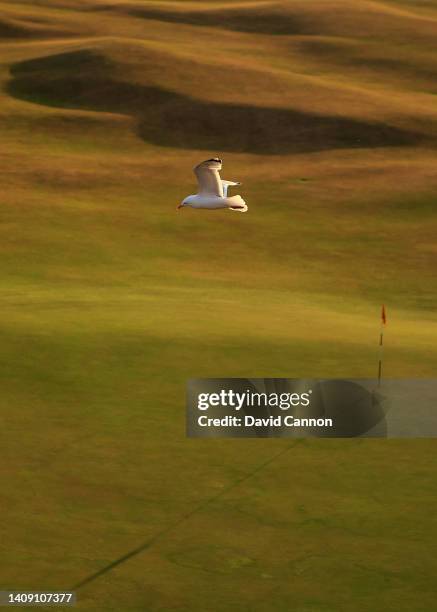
[381,304,387,325]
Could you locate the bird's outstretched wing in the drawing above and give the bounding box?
[194,158,224,197]
[221,180,241,197]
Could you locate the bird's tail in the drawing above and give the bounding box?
[229,204,248,212]
[227,195,248,212]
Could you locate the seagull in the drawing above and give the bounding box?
[178,158,247,212]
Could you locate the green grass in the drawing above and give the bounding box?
[1,1,437,610]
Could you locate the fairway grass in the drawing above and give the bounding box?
[1,1,437,610]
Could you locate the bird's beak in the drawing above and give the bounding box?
[177,203,183,210]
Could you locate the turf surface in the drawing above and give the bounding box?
[1,1,437,609]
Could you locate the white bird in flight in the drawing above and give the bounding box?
[178,158,247,212]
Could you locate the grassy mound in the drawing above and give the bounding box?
[0,15,72,38]
[9,49,423,153]
[125,0,437,44]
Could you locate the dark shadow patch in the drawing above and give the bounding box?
[127,6,303,35]
[0,18,43,38]
[8,50,424,154]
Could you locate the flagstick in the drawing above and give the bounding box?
[378,327,383,387]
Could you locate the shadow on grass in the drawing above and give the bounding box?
[126,6,303,35]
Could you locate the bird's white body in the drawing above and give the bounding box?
[179,158,247,212]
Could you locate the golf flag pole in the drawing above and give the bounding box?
[378,305,387,386]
